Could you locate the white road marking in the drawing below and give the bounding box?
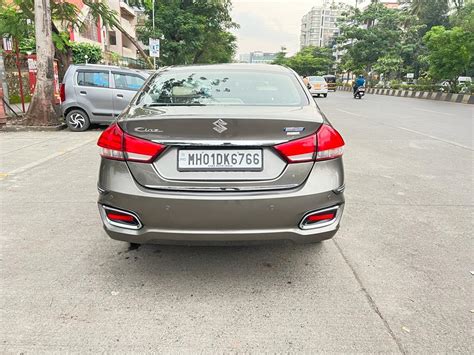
[6,138,96,176]
[413,108,454,116]
[395,126,472,150]
[336,108,363,117]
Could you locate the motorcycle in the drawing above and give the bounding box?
[353,86,365,99]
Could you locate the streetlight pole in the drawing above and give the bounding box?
[152,0,156,70]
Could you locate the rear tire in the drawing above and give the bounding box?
[66,109,90,132]
[323,94,327,98]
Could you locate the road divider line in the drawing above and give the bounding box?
[413,108,454,116]
[6,138,97,176]
[336,108,363,117]
[394,126,472,150]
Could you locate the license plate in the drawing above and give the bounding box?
[178,149,263,171]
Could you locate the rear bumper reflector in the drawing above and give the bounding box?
[100,205,143,230]
[299,205,340,230]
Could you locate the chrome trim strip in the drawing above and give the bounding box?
[151,139,286,146]
[141,183,300,192]
[333,184,345,194]
[100,205,143,230]
[299,205,341,230]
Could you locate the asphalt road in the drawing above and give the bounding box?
[1,92,472,353]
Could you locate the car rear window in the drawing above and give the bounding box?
[308,76,325,83]
[77,71,109,88]
[135,69,308,107]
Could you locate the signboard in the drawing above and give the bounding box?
[149,38,160,58]
[27,55,61,104]
[407,73,415,79]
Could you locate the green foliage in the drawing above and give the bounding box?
[336,3,424,76]
[137,0,238,65]
[408,0,450,31]
[70,42,103,64]
[373,55,403,79]
[272,51,288,66]
[273,46,334,76]
[19,38,36,53]
[450,2,474,32]
[0,1,33,43]
[423,26,473,82]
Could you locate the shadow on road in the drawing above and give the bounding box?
[97,239,326,290]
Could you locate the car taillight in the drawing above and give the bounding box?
[97,123,165,163]
[274,124,344,163]
[274,133,316,163]
[315,124,345,161]
[60,83,65,102]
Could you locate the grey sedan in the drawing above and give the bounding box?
[97,64,345,245]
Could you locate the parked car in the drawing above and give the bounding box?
[307,76,328,97]
[323,75,337,91]
[96,64,345,245]
[60,64,149,131]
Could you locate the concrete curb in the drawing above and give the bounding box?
[1,123,67,132]
[337,86,473,104]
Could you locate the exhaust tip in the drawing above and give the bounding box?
[100,205,142,230]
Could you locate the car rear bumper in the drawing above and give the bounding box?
[310,88,328,94]
[97,159,345,245]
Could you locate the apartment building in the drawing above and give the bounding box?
[300,1,343,49]
[67,0,138,60]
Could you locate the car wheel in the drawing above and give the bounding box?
[66,109,90,132]
[323,94,327,98]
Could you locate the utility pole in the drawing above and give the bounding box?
[152,0,156,70]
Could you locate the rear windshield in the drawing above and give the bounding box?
[135,69,308,107]
[308,76,325,83]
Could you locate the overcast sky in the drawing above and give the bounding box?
[231,0,356,56]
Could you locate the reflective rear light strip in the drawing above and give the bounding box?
[306,213,336,222]
[299,206,341,230]
[106,213,135,223]
[101,205,143,230]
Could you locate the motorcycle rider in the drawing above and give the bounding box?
[353,75,366,94]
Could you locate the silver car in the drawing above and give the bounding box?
[60,64,148,131]
[97,64,345,245]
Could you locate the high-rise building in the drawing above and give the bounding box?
[300,1,343,49]
[238,52,278,64]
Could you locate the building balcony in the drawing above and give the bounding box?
[119,1,136,18]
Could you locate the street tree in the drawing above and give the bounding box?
[423,25,474,84]
[336,3,423,80]
[138,0,238,65]
[1,0,153,75]
[24,0,56,126]
[272,46,334,76]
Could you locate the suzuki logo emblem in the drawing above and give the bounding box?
[213,119,228,133]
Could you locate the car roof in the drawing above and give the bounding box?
[71,63,146,74]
